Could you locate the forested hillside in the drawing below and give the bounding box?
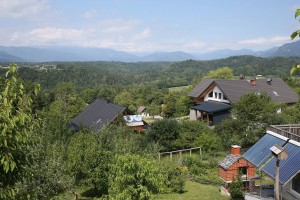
[1,56,299,91]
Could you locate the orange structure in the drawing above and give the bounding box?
[219,145,256,183]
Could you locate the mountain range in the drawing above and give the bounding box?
[0,41,300,62]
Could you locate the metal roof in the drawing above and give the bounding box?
[261,140,300,185]
[71,99,127,131]
[190,101,231,114]
[243,132,288,168]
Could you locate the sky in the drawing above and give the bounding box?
[0,0,300,53]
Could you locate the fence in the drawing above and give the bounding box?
[158,147,202,161]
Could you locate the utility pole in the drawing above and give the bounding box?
[270,144,288,200]
[275,159,280,200]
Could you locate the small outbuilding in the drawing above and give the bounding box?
[219,145,256,184]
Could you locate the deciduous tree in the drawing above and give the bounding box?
[109,154,166,200]
[0,64,39,198]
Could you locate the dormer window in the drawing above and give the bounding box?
[208,91,213,97]
[219,93,222,99]
[214,92,217,98]
[223,95,228,100]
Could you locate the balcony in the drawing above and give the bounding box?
[267,124,300,142]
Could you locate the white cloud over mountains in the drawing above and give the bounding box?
[0,0,296,53]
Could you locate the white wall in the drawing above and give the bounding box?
[204,86,230,103]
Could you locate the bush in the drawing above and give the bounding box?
[109,154,166,200]
[230,175,244,200]
[158,160,185,194]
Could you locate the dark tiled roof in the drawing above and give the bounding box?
[71,99,126,131]
[219,154,241,170]
[254,78,299,104]
[188,79,214,98]
[189,78,299,104]
[191,101,231,114]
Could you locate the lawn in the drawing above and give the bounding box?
[155,180,229,200]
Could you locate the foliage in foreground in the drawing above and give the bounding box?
[0,64,39,199]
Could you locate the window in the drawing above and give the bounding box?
[223,95,228,100]
[214,92,217,98]
[219,93,222,99]
[239,167,247,176]
[208,91,213,97]
[292,173,300,194]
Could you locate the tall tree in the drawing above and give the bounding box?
[0,64,39,198]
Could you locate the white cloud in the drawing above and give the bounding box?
[29,27,83,42]
[0,0,47,18]
[238,36,290,46]
[83,9,98,19]
[102,19,141,33]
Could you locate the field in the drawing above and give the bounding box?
[155,180,229,200]
[168,85,191,92]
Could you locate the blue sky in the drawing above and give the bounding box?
[0,0,299,53]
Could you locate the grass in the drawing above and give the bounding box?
[155,180,229,200]
[168,85,191,92]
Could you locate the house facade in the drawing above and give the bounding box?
[188,77,299,125]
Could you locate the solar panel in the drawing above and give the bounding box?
[243,133,287,167]
[262,142,300,185]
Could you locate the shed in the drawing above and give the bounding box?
[219,145,256,183]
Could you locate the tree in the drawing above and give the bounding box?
[114,90,134,109]
[108,154,166,200]
[290,9,300,75]
[145,119,180,151]
[162,92,177,118]
[217,92,281,147]
[66,129,109,194]
[229,174,244,200]
[0,64,39,198]
[205,67,234,79]
[232,92,277,124]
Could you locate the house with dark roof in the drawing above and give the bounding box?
[243,125,300,200]
[71,99,146,132]
[188,77,299,125]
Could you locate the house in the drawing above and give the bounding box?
[219,145,256,183]
[243,125,300,200]
[71,99,146,132]
[137,106,149,117]
[188,77,299,125]
[219,145,257,197]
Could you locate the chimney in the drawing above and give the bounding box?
[231,145,241,155]
[250,77,256,86]
[267,78,272,85]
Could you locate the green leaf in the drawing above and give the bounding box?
[291,30,300,40]
[291,64,300,75]
[296,9,300,19]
